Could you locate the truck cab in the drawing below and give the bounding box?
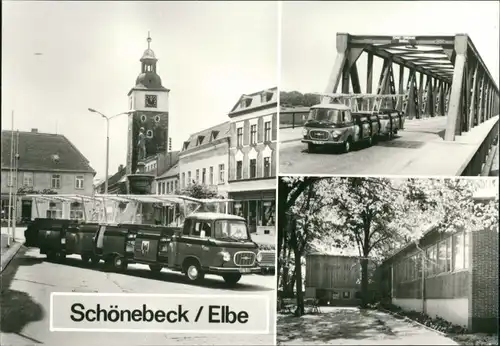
[171,213,262,285]
[302,103,375,153]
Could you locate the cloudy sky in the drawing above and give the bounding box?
[281,1,499,94]
[2,1,278,179]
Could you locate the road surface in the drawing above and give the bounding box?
[1,246,275,345]
[279,129,443,175]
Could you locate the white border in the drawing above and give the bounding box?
[50,293,270,334]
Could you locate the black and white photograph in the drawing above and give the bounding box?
[279,1,499,177]
[1,1,277,345]
[277,176,498,345]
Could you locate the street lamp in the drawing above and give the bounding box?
[88,108,132,194]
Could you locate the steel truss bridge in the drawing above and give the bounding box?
[324,33,499,143]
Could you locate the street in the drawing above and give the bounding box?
[279,128,444,175]
[1,245,275,345]
[277,307,459,345]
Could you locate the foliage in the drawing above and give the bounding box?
[177,182,222,200]
[280,91,321,107]
[257,242,276,251]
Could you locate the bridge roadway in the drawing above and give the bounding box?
[279,115,499,176]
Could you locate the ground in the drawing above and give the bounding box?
[277,307,461,345]
[0,234,275,345]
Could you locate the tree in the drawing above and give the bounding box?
[177,182,221,199]
[278,177,321,292]
[280,91,321,107]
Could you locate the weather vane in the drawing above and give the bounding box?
[147,31,152,49]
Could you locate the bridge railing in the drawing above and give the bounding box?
[458,117,499,176]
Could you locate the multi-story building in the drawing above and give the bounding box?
[1,129,95,221]
[380,185,498,333]
[227,87,277,238]
[179,121,230,199]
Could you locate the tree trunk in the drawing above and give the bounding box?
[277,179,289,289]
[360,257,369,308]
[294,247,305,316]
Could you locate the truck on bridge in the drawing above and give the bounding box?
[301,94,407,153]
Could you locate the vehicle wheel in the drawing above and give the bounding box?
[367,136,373,147]
[223,273,242,286]
[46,251,57,261]
[81,254,90,263]
[343,138,352,153]
[90,255,100,265]
[307,143,317,153]
[111,255,127,271]
[149,264,163,273]
[184,261,204,283]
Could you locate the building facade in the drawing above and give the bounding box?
[380,190,498,333]
[1,129,95,222]
[227,87,277,237]
[179,121,230,198]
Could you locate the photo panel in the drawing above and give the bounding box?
[1,1,278,345]
[278,1,499,178]
[277,176,498,345]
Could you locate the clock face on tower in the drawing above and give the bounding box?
[145,94,158,108]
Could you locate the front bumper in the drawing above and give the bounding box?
[208,266,261,275]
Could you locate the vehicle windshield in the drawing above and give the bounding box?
[308,108,346,125]
[214,220,250,241]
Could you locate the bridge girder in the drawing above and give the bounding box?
[324,33,499,141]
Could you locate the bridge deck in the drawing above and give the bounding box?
[279,115,499,176]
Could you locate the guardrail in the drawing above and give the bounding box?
[459,117,499,176]
[280,112,308,129]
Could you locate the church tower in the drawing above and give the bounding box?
[127,32,170,175]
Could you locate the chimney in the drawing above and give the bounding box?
[31,128,38,133]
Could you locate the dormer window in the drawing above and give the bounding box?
[211,130,219,141]
[240,95,252,109]
[197,135,205,146]
[183,141,190,150]
[261,90,273,103]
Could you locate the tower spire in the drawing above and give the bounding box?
[147,31,152,49]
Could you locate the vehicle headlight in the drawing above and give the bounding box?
[256,251,263,262]
[220,251,231,262]
[331,130,341,137]
[302,128,308,136]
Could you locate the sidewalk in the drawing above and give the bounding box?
[277,307,458,345]
[1,227,26,273]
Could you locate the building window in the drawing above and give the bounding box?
[261,200,275,226]
[7,173,17,187]
[263,157,271,177]
[342,291,351,299]
[249,159,257,178]
[70,202,84,220]
[209,167,214,185]
[250,124,257,145]
[437,240,447,273]
[23,172,34,187]
[237,127,243,147]
[202,168,206,184]
[445,237,452,272]
[196,169,200,183]
[163,182,167,194]
[426,245,437,276]
[464,232,470,269]
[188,171,192,185]
[264,121,271,142]
[46,201,62,219]
[219,164,225,184]
[236,161,242,180]
[75,175,84,189]
[453,232,465,271]
[182,173,186,188]
[51,174,61,189]
[174,180,178,192]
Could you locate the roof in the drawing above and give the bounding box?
[280,106,310,113]
[310,103,350,110]
[181,121,230,152]
[1,130,95,174]
[157,162,179,180]
[229,87,278,115]
[187,212,246,221]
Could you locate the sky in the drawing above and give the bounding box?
[2,1,278,179]
[281,1,499,94]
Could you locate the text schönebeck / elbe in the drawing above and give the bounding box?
[50,293,269,333]
[71,303,248,324]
